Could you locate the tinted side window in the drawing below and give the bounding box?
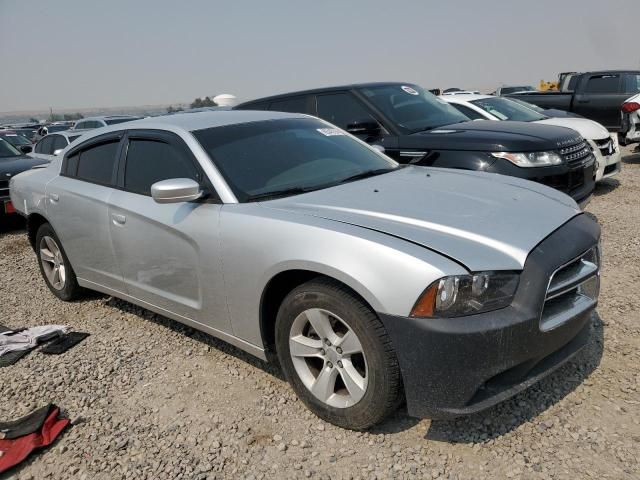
[236,101,269,111]
[124,139,199,196]
[624,74,640,94]
[269,96,309,114]
[75,122,86,130]
[584,75,620,94]
[75,141,119,185]
[450,103,485,120]
[52,135,68,152]
[34,139,44,154]
[316,93,375,129]
[38,136,54,155]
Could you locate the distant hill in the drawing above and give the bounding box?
[0,103,189,124]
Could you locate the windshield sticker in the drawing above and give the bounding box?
[317,128,344,136]
[401,85,419,95]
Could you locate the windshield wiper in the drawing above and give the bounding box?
[246,187,314,202]
[337,167,399,184]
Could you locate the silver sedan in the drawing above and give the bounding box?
[10,111,601,429]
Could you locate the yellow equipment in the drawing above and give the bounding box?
[539,80,559,91]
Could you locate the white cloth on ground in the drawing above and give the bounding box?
[0,325,69,357]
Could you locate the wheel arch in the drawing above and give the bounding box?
[26,212,50,251]
[258,267,381,354]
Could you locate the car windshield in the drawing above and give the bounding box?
[193,118,399,202]
[470,97,547,122]
[358,84,470,133]
[501,86,536,94]
[105,117,141,125]
[0,138,22,157]
[2,134,31,146]
[508,98,546,114]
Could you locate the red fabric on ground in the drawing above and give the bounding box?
[0,407,69,473]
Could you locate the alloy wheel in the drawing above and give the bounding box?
[289,308,368,408]
[39,235,66,290]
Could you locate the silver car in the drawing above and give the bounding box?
[30,130,89,163]
[10,111,601,429]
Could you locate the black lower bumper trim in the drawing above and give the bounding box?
[378,214,600,419]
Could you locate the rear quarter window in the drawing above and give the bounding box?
[269,96,310,114]
[584,75,620,94]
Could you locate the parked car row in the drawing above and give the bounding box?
[442,94,621,181]
[236,82,597,205]
[1,116,145,220]
[504,70,640,134]
[8,77,603,429]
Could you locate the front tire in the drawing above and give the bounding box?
[35,223,84,301]
[275,278,402,430]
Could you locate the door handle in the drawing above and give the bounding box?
[576,99,590,104]
[112,214,126,225]
[49,193,59,203]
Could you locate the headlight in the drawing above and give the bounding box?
[410,272,520,318]
[491,151,563,168]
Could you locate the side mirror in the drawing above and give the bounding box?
[19,145,33,153]
[53,149,63,156]
[346,119,381,139]
[151,178,202,204]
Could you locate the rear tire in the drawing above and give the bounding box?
[275,278,402,430]
[35,223,84,301]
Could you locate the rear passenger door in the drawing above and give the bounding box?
[107,130,231,332]
[46,133,125,291]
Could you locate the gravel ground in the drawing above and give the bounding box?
[1,148,639,480]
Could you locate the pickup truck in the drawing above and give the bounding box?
[506,70,640,131]
[236,82,596,206]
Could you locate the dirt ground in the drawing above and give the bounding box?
[1,148,639,480]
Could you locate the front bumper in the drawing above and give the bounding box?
[487,157,595,205]
[379,214,600,419]
[588,137,622,182]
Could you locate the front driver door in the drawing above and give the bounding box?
[107,130,231,333]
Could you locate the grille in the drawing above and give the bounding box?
[0,179,9,200]
[540,247,599,332]
[559,140,592,168]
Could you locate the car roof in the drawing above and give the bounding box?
[581,69,640,75]
[442,94,493,102]
[37,129,90,141]
[236,82,416,106]
[68,110,310,144]
[76,115,141,121]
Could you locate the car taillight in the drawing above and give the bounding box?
[621,102,640,113]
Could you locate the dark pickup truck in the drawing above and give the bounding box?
[236,82,596,206]
[506,70,640,131]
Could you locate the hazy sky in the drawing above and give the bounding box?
[1,0,639,112]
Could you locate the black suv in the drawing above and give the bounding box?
[236,82,595,205]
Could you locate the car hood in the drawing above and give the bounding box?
[266,166,581,271]
[535,117,609,140]
[0,155,48,178]
[400,120,582,152]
